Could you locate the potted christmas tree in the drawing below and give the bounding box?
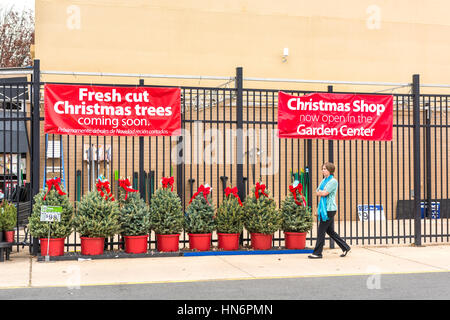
[184,184,216,251]
[0,207,3,242]
[149,177,183,252]
[118,178,150,254]
[72,177,121,256]
[216,186,244,250]
[243,182,281,250]
[281,181,313,249]
[0,200,17,243]
[28,177,73,256]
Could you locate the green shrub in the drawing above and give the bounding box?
[0,200,17,231]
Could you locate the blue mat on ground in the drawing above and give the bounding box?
[183,249,314,256]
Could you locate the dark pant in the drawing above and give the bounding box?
[313,211,350,256]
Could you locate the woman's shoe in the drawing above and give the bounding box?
[340,248,351,257]
[308,254,322,259]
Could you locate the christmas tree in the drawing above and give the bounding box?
[243,182,281,235]
[184,184,216,234]
[0,200,17,231]
[28,178,74,239]
[281,181,313,233]
[119,179,150,236]
[73,179,121,238]
[118,179,150,236]
[216,187,244,234]
[149,179,183,235]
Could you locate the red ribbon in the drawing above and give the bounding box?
[289,183,307,206]
[255,182,269,199]
[225,187,243,206]
[96,179,115,201]
[189,185,211,205]
[161,177,175,192]
[118,178,138,200]
[43,177,66,200]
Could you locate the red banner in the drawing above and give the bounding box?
[278,92,393,141]
[44,84,181,136]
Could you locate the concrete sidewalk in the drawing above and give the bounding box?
[1,244,449,290]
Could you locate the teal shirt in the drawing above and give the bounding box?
[317,178,338,211]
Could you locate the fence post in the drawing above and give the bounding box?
[412,74,422,246]
[327,85,334,164]
[236,67,245,245]
[424,95,432,221]
[31,59,41,255]
[236,67,245,202]
[327,85,335,249]
[307,140,312,207]
[176,135,183,200]
[138,79,145,197]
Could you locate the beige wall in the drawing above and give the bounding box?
[33,1,450,222]
[35,0,450,92]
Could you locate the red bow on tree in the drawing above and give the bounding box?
[255,182,269,199]
[43,177,66,200]
[161,177,175,192]
[189,184,211,204]
[118,178,138,200]
[289,183,307,206]
[225,187,243,206]
[96,179,115,201]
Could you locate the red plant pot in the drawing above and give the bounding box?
[284,232,307,249]
[217,233,240,250]
[80,237,105,256]
[156,234,180,252]
[39,238,65,256]
[188,233,211,251]
[124,235,148,254]
[251,233,273,250]
[4,230,15,243]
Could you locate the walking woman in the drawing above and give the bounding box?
[308,162,351,259]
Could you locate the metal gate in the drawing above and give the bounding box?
[0,64,39,252]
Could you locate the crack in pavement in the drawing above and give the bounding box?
[216,256,257,279]
[362,247,448,271]
[28,256,33,287]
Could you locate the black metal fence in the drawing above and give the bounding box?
[0,61,449,255]
[0,71,36,251]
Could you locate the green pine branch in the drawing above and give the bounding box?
[280,194,313,233]
[149,188,184,235]
[72,190,121,238]
[184,193,216,234]
[243,186,281,235]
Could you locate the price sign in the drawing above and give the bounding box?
[40,206,62,222]
[357,204,385,221]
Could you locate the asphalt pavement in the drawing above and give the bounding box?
[0,271,449,300]
[1,243,449,302]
